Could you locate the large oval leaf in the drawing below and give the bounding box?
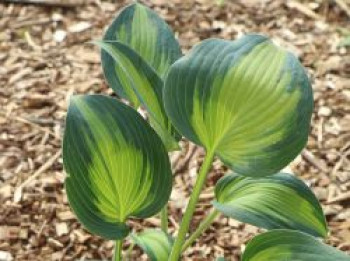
[131,229,173,261]
[96,41,180,151]
[242,229,350,261]
[63,95,172,240]
[102,3,181,100]
[213,173,327,238]
[164,34,313,177]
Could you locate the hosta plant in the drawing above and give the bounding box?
[62,3,350,261]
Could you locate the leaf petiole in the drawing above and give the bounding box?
[160,206,169,234]
[125,241,135,260]
[182,209,220,252]
[113,240,123,261]
[168,150,215,260]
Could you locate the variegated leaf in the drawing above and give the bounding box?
[131,229,173,261]
[63,95,172,240]
[102,3,181,101]
[242,230,350,261]
[214,173,327,237]
[95,41,180,151]
[164,34,313,177]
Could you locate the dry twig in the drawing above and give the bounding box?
[286,0,323,20]
[302,149,329,173]
[334,0,350,18]
[3,0,87,7]
[13,150,62,203]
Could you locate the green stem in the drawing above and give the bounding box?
[182,209,220,252]
[113,240,122,261]
[126,242,134,260]
[161,206,168,233]
[168,150,215,261]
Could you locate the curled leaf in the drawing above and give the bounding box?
[103,3,181,79]
[96,40,180,151]
[98,3,182,151]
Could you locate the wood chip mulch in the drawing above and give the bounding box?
[0,0,349,260]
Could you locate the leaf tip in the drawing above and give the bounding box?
[68,94,83,106]
[89,39,103,47]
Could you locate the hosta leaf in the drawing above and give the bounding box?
[164,34,313,177]
[102,3,181,99]
[131,229,173,261]
[63,95,172,240]
[213,173,327,238]
[95,41,179,151]
[242,229,350,261]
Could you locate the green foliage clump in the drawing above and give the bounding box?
[62,3,350,261]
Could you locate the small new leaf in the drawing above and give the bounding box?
[63,95,172,240]
[131,229,173,261]
[213,172,327,238]
[242,229,350,261]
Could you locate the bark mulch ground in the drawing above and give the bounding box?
[0,0,350,260]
